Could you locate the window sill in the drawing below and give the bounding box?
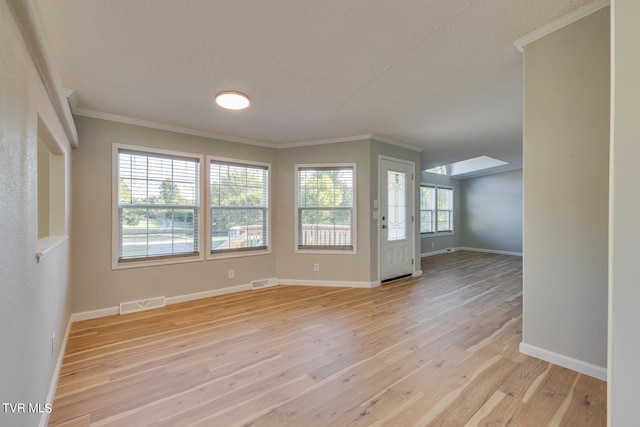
[421,232,454,238]
[208,248,272,260]
[36,235,68,262]
[295,248,358,255]
[112,254,204,270]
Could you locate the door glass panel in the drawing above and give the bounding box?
[387,171,406,241]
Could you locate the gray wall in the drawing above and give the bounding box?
[72,116,279,312]
[460,169,522,254]
[0,2,73,425]
[275,139,373,283]
[522,8,609,373]
[609,0,640,424]
[71,120,421,311]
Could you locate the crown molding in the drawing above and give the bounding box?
[73,108,278,148]
[278,133,423,152]
[7,0,78,147]
[276,134,373,149]
[513,0,610,52]
[72,109,424,152]
[370,134,423,152]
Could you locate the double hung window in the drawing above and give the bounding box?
[420,185,453,234]
[437,187,453,233]
[115,146,201,265]
[420,185,436,234]
[296,164,355,252]
[209,158,270,255]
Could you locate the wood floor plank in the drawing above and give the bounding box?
[48,251,606,426]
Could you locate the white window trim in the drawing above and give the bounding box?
[419,184,436,235]
[295,163,357,255]
[436,186,454,234]
[111,143,205,270]
[206,155,272,260]
[420,184,454,236]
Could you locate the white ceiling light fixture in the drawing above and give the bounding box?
[215,91,250,110]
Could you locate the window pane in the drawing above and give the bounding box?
[119,207,198,260]
[119,152,199,207]
[117,149,200,262]
[438,187,453,210]
[388,171,406,241]
[436,187,453,232]
[211,208,267,251]
[420,186,436,233]
[298,208,352,248]
[210,160,269,254]
[298,168,353,208]
[437,210,452,232]
[420,210,434,233]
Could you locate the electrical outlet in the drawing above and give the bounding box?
[314,263,320,272]
[228,269,235,279]
[51,334,55,357]
[432,242,435,248]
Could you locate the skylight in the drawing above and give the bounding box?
[449,156,508,177]
[425,165,447,175]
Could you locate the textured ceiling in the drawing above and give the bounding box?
[37,0,593,171]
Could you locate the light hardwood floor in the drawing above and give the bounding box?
[49,251,606,426]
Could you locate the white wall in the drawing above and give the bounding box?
[521,7,609,377]
[608,0,640,424]
[0,1,73,425]
[460,169,523,254]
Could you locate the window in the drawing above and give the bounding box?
[296,164,355,252]
[420,185,453,234]
[114,145,201,266]
[209,158,270,256]
[437,187,453,232]
[425,165,447,175]
[420,185,435,234]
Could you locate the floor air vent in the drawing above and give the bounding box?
[251,278,277,289]
[119,296,166,315]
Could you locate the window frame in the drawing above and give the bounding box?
[436,186,454,234]
[420,184,454,236]
[419,184,436,235]
[206,156,272,260]
[295,163,357,254]
[112,143,205,270]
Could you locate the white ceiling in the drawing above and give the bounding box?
[37,0,593,171]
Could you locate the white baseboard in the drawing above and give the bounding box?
[421,249,449,257]
[39,316,73,427]
[166,283,252,305]
[280,279,379,288]
[413,270,423,277]
[422,247,523,258]
[70,306,119,322]
[519,342,607,381]
[70,283,255,322]
[457,247,523,257]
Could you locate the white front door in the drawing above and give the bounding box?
[379,157,415,282]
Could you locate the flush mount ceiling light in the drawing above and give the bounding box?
[215,91,250,110]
